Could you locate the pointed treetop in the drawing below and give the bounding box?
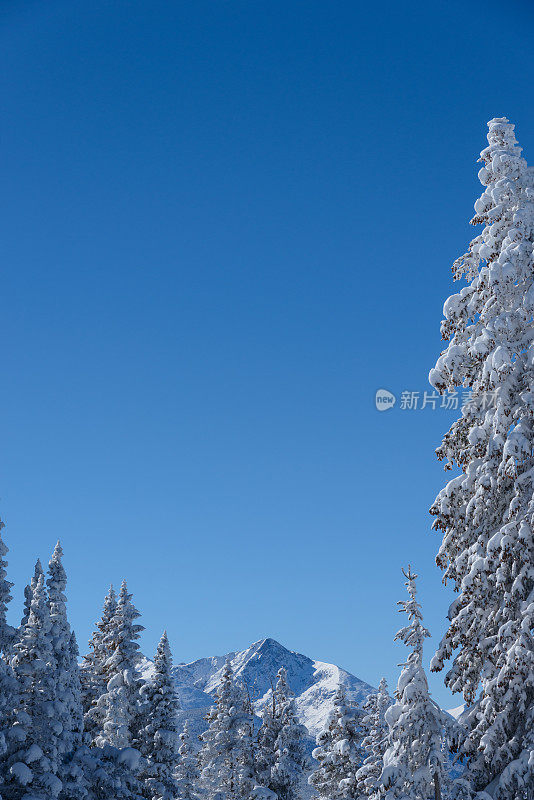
[484,116,522,156]
[477,117,524,190]
[0,522,13,598]
[47,540,67,599]
[48,540,66,572]
[32,558,45,592]
[28,573,51,625]
[213,657,239,704]
[395,565,430,660]
[0,521,15,652]
[34,572,45,593]
[0,519,6,555]
[117,580,142,620]
[401,562,416,584]
[154,630,173,671]
[117,579,142,625]
[103,583,117,609]
[30,558,44,590]
[219,655,234,688]
[275,665,292,701]
[22,558,44,626]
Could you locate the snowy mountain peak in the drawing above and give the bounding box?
[204,638,316,700]
[141,637,375,745]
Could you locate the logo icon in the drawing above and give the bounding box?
[375,389,396,411]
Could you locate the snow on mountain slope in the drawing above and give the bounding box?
[140,637,375,748]
[446,705,465,720]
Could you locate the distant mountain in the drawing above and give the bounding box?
[138,638,464,790]
[140,637,376,748]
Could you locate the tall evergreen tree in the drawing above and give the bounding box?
[379,567,449,800]
[9,574,62,800]
[0,522,15,655]
[138,632,180,800]
[334,692,364,800]
[93,581,144,750]
[256,667,290,791]
[0,523,24,800]
[429,117,534,798]
[46,542,84,760]
[199,659,255,800]
[236,687,256,800]
[271,669,308,800]
[256,692,278,791]
[21,560,43,630]
[355,679,390,798]
[174,722,199,800]
[309,686,362,800]
[81,585,118,742]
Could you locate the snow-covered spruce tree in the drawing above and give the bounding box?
[334,691,364,800]
[429,117,534,799]
[9,573,62,800]
[0,522,16,657]
[59,634,94,800]
[81,585,118,743]
[199,659,256,800]
[256,689,278,790]
[271,669,308,800]
[0,522,25,800]
[354,693,378,799]
[379,567,448,800]
[355,679,390,798]
[174,721,199,800]
[308,693,339,800]
[93,580,145,750]
[309,686,363,800]
[256,667,291,791]
[21,560,44,630]
[237,685,256,800]
[309,714,335,800]
[46,542,84,759]
[137,632,180,800]
[60,742,143,800]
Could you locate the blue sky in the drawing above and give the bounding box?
[1,0,534,708]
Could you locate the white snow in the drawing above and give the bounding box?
[140,637,375,748]
[446,705,465,720]
[10,762,33,785]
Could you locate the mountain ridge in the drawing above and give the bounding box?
[140,636,376,747]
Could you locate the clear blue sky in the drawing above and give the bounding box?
[1,0,533,709]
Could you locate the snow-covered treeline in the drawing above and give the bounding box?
[0,528,313,800]
[0,530,180,800]
[0,523,463,800]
